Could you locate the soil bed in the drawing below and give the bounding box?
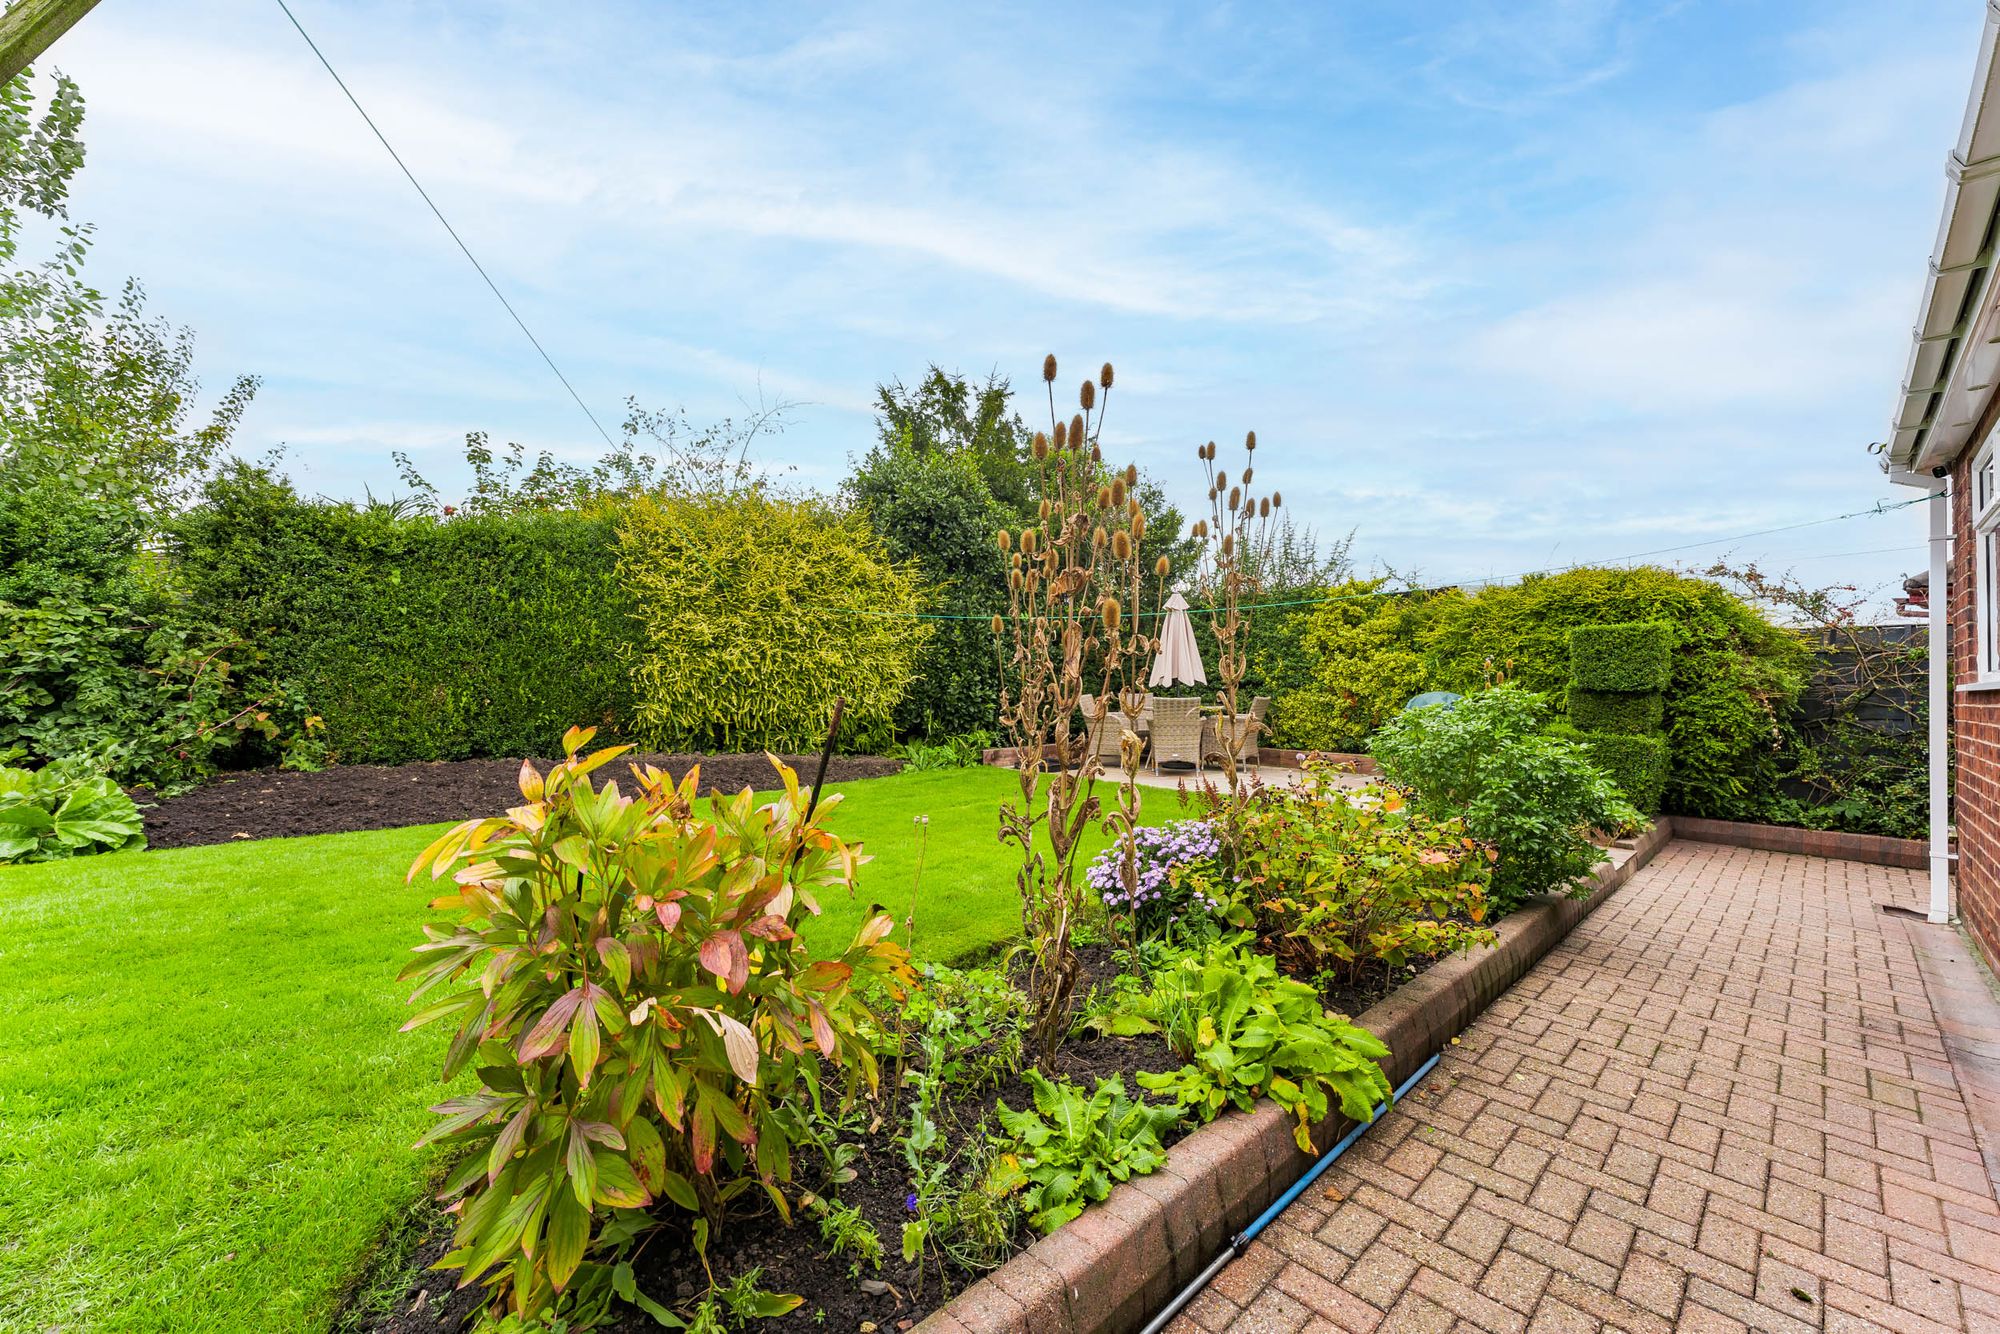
[133,753,903,851]
[350,944,1438,1334]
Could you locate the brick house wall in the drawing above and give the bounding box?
[1951,437,2000,969]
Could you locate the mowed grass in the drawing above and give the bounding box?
[0,765,1185,1334]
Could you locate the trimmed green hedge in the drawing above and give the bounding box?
[1576,731,1669,815]
[170,467,639,764]
[1569,621,1672,693]
[1568,688,1666,736]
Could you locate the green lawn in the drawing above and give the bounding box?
[0,766,1184,1334]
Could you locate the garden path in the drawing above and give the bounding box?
[1170,841,2000,1333]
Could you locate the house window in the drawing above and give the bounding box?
[1979,436,2000,677]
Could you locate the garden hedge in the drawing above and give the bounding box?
[1568,621,1673,693]
[170,467,639,764]
[1277,567,1813,818]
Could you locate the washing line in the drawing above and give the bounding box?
[826,494,1927,622]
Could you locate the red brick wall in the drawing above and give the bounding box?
[1950,448,2000,969]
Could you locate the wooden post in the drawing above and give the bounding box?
[1,0,103,86]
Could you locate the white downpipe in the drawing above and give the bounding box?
[1931,481,1954,924]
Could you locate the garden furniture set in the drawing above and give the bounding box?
[1080,693,1270,773]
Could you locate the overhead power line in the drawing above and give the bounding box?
[829,494,1932,622]
[272,0,617,449]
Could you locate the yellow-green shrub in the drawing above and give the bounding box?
[618,492,928,752]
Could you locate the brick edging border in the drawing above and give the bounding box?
[916,817,1677,1334]
[1669,815,1932,870]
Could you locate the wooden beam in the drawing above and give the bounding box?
[0,0,102,86]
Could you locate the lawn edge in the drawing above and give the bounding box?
[914,816,1677,1334]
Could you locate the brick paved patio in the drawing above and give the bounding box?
[1171,841,2000,1333]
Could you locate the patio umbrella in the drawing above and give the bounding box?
[1148,592,1208,687]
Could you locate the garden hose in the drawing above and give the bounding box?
[1137,1051,1443,1334]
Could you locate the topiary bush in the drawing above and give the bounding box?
[1568,621,1673,693]
[1571,731,1668,815]
[618,490,927,754]
[1568,690,1666,735]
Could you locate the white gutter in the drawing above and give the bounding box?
[1887,2,2000,476]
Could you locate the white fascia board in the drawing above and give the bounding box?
[1888,2,2000,475]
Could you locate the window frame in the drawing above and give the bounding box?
[1977,434,2000,679]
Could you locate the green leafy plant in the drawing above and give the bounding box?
[0,759,144,863]
[897,1107,1019,1284]
[890,730,994,771]
[400,728,914,1327]
[1371,686,1641,914]
[986,1071,1181,1233]
[1237,765,1495,985]
[1128,941,1392,1151]
[805,1197,883,1273]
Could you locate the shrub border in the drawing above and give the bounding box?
[914,817,1675,1333]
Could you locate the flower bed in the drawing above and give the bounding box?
[351,737,1514,1334]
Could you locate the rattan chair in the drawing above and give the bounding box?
[1202,696,1272,769]
[1149,696,1204,773]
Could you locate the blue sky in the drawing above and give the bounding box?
[31,0,1986,602]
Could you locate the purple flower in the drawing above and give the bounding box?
[906,1192,919,1212]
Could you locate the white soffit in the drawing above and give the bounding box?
[1889,2,2000,475]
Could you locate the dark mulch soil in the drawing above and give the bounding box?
[349,943,1434,1334]
[132,753,903,851]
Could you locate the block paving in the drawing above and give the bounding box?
[1170,841,2000,1333]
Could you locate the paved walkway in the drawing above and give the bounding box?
[1171,841,2000,1333]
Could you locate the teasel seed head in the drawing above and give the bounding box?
[1011,552,1023,570]
[1096,484,1112,509]
[1090,445,1102,463]
[1110,477,1127,507]
[1242,466,1253,485]
[1216,470,1228,491]
[1009,568,1023,591]
[1229,485,1241,511]
[1093,526,1108,549]
[996,528,1012,552]
[1272,490,1283,508]
[1036,498,1050,521]
[990,615,1004,635]
[1128,496,1141,520]
[1131,510,1147,541]
[1245,430,1257,451]
[1020,527,1037,554]
[1221,533,1235,557]
[1100,362,1114,389]
[1043,353,1058,383]
[1155,554,1171,578]
[1193,518,1208,539]
[1032,431,1049,460]
[1080,379,1095,411]
[1053,420,1068,450]
[1259,497,1271,519]
[1111,530,1132,560]
[1100,596,1121,631]
[1124,463,1139,487]
[1070,413,1085,447]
